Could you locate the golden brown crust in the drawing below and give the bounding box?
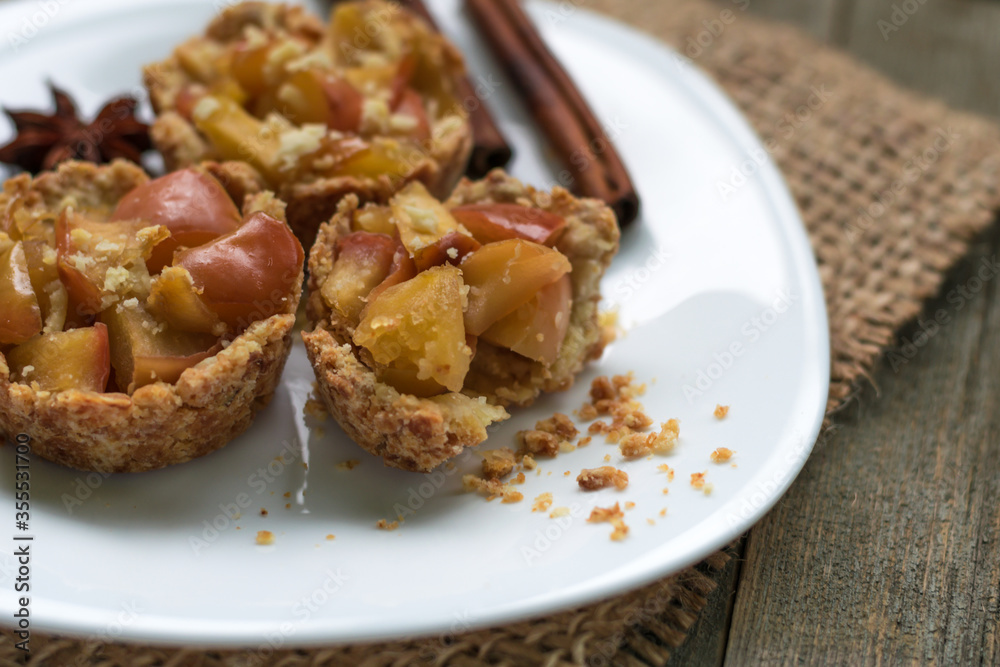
[302,327,506,472]
[1,315,295,473]
[0,160,303,472]
[144,1,473,248]
[304,170,618,472]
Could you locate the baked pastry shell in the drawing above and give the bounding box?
[303,169,620,472]
[0,160,302,473]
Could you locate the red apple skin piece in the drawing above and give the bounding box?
[110,168,242,273]
[460,238,572,336]
[0,242,43,345]
[321,75,364,133]
[481,274,572,365]
[412,231,481,272]
[174,211,304,330]
[321,231,397,322]
[5,324,110,392]
[101,304,219,393]
[389,53,418,109]
[450,204,567,247]
[393,88,431,142]
[363,241,417,311]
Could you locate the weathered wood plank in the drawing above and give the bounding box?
[837,0,1000,118]
[737,0,846,41]
[724,227,1000,664]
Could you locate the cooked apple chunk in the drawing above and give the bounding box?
[354,265,471,393]
[144,1,473,247]
[304,170,620,472]
[0,242,44,346]
[6,324,111,393]
[0,160,304,472]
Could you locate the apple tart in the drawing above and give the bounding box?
[303,170,620,472]
[0,160,304,472]
[145,0,473,247]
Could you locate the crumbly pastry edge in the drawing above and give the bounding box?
[303,169,620,472]
[0,160,304,473]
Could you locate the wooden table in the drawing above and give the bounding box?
[664,1,1000,664]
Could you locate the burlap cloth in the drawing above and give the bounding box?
[3,0,1000,664]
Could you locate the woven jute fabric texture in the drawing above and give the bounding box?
[4,0,1000,665]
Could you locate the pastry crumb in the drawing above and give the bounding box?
[577,466,629,491]
[587,502,629,541]
[549,506,571,518]
[657,464,675,480]
[260,508,268,516]
[533,492,554,512]
[619,419,679,458]
[255,530,274,545]
[710,447,734,463]
[376,519,399,531]
[482,447,516,479]
[305,396,329,421]
[714,404,729,419]
[625,501,635,510]
[325,534,335,540]
[336,459,361,471]
[577,436,592,447]
[646,518,655,525]
[463,474,524,503]
[690,471,707,490]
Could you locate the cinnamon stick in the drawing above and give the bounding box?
[465,0,640,226]
[397,0,514,178]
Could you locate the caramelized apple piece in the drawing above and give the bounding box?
[230,39,272,97]
[321,231,396,324]
[6,324,110,392]
[324,138,427,181]
[55,210,168,317]
[390,182,466,256]
[450,204,567,246]
[147,266,224,336]
[21,240,65,332]
[174,212,304,330]
[176,39,225,84]
[352,205,397,236]
[111,168,242,273]
[279,70,363,132]
[363,241,417,308]
[413,231,481,272]
[0,242,43,345]
[392,88,431,142]
[481,275,572,364]
[377,363,447,398]
[192,95,282,183]
[101,302,219,393]
[354,265,470,392]
[460,239,572,336]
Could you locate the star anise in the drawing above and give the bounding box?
[0,82,152,174]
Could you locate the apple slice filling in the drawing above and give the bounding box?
[1,168,303,395]
[324,182,574,397]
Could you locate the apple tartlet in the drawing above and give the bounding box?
[0,160,304,473]
[145,0,472,247]
[303,170,620,472]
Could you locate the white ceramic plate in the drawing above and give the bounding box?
[0,0,829,648]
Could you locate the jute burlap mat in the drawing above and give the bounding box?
[4,0,1000,664]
